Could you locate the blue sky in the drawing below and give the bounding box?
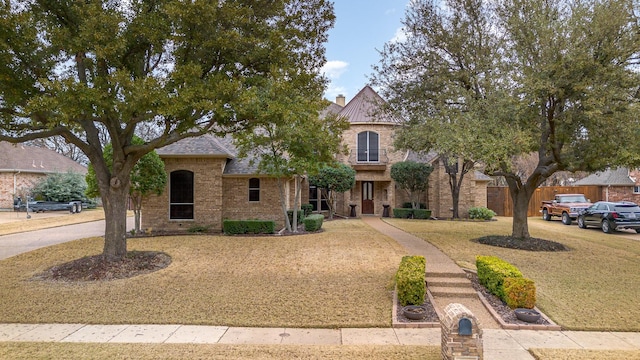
[322,0,410,103]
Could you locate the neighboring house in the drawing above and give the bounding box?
[142,86,490,232]
[0,142,87,210]
[574,167,640,203]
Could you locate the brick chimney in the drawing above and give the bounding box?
[336,94,346,107]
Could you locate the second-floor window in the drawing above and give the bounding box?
[357,131,379,162]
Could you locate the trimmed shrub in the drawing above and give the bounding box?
[503,277,536,309]
[476,255,523,301]
[287,210,305,225]
[301,204,313,217]
[393,208,413,218]
[402,202,427,209]
[304,214,324,232]
[413,209,432,219]
[395,255,426,306]
[468,206,497,220]
[223,220,275,235]
[187,224,211,233]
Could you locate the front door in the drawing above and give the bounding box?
[362,181,374,215]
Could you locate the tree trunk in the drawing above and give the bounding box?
[102,184,130,260]
[292,176,302,233]
[277,177,292,232]
[511,188,532,238]
[451,182,460,218]
[131,192,142,234]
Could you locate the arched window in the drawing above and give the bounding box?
[170,170,194,219]
[357,131,379,162]
[249,178,260,202]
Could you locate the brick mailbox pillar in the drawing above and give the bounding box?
[441,303,483,360]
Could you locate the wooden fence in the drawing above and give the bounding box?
[487,186,601,217]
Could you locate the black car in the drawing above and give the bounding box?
[577,201,640,234]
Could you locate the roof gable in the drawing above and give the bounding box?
[338,86,397,124]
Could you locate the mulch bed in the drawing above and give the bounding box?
[472,235,569,252]
[33,251,172,282]
[395,296,439,323]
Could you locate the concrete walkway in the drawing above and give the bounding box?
[1,217,639,359]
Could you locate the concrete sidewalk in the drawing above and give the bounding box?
[0,323,639,358]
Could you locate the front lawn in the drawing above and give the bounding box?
[387,217,640,331]
[0,219,405,328]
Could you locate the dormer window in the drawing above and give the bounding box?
[357,131,379,162]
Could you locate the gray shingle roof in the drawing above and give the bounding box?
[573,168,635,186]
[156,135,262,175]
[405,150,439,164]
[0,142,86,174]
[156,134,235,158]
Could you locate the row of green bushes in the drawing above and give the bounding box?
[223,220,276,235]
[393,208,432,219]
[224,211,325,235]
[395,255,426,306]
[476,255,536,309]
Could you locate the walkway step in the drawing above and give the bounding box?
[427,277,473,288]
[426,271,467,279]
[428,286,478,298]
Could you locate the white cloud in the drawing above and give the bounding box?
[321,60,349,80]
[390,26,407,43]
[324,84,349,101]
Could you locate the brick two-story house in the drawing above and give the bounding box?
[141,86,490,232]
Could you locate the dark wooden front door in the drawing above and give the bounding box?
[362,181,374,214]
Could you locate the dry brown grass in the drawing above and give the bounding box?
[386,217,640,331]
[530,348,640,360]
[0,209,106,236]
[0,219,406,328]
[0,343,440,360]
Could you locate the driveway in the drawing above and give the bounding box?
[0,217,134,260]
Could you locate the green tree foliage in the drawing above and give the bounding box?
[372,0,640,238]
[31,172,87,203]
[309,163,356,219]
[390,161,433,210]
[86,138,166,234]
[234,106,348,232]
[0,0,334,259]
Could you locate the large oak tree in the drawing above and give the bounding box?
[0,0,335,259]
[372,0,640,238]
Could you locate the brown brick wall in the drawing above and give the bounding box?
[222,176,294,228]
[142,156,308,232]
[0,172,46,210]
[142,157,225,233]
[428,159,487,218]
[600,186,640,204]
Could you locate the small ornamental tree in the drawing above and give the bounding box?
[390,161,433,210]
[308,163,355,219]
[86,138,167,234]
